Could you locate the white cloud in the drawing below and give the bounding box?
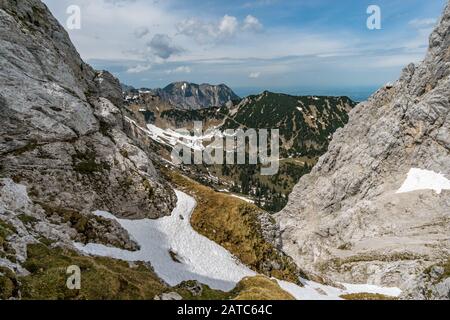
[175,19,217,44]
[41,0,435,89]
[219,15,239,37]
[126,64,152,73]
[165,66,192,74]
[176,14,261,44]
[408,18,436,28]
[248,72,261,78]
[401,17,438,54]
[242,15,263,32]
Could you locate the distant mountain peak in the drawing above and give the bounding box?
[154,82,240,109]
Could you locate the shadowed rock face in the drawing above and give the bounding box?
[0,0,176,219]
[276,2,450,299]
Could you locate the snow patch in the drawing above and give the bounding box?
[397,168,450,194]
[75,190,255,291]
[341,283,402,297]
[125,116,237,153]
[75,190,402,299]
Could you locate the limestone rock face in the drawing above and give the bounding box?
[0,178,139,277]
[0,0,176,220]
[151,81,240,110]
[276,2,450,299]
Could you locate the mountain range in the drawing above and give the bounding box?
[125,89,355,212]
[123,82,240,110]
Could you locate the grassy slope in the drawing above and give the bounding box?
[1,240,295,300]
[1,191,296,300]
[19,243,168,300]
[163,169,302,283]
[231,276,294,300]
[340,293,397,300]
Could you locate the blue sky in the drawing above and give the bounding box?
[43,0,447,98]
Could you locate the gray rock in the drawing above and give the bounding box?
[183,281,204,296]
[0,178,140,268]
[434,278,450,299]
[257,212,282,250]
[154,292,183,300]
[276,2,450,299]
[150,82,240,110]
[93,71,124,108]
[0,0,176,220]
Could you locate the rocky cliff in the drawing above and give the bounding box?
[150,82,240,110]
[0,0,176,219]
[276,2,450,299]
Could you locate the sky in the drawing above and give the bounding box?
[42,0,447,98]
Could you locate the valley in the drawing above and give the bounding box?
[123,86,356,212]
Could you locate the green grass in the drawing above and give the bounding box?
[20,243,168,300]
[0,266,19,300]
[174,281,230,300]
[425,257,450,284]
[340,293,397,300]
[230,276,294,300]
[442,258,450,281]
[11,140,39,156]
[0,220,16,249]
[17,214,39,225]
[10,242,294,300]
[73,150,110,175]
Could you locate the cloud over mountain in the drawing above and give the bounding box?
[176,14,263,44]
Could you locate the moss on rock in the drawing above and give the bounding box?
[230,276,294,300]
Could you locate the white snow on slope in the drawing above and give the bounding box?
[75,190,255,291]
[75,190,401,299]
[341,283,402,297]
[146,123,210,151]
[397,168,450,194]
[125,116,237,153]
[125,116,210,152]
[278,279,401,300]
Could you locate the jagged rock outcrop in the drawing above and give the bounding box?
[0,0,176,222]
[276,2,450,299]
[150,82,240,110]
[0,178,139,278]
